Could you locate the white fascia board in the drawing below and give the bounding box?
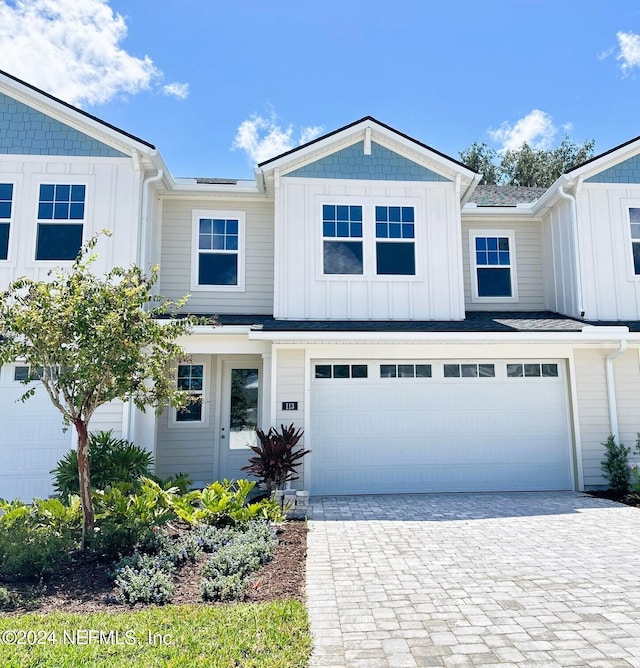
[165,182,262,196]
[462,206,537,218]
[247,329,637,345]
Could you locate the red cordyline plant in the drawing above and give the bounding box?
[242,424,310,492]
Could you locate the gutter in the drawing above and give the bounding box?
[605,339,628,441]
[140,169,164,270]
[557,177,585,318]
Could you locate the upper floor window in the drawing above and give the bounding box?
[322,205,363,274]
[375,206,415,275]
[36,184,85,261]
[192,210,245,291]
[0,183,13,260]
[470,230,518,301]
[629,208,640,274]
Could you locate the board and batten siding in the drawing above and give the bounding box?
[541,199,580,318]
[159,197,274,315]
[274,349,306,489]
[274,178,465,320]
[576,184,640,320]
[461,217,545,311]
[572,347,640,487]
[0,156,141,284]
[91,401,124,438]
[155,354,217,485]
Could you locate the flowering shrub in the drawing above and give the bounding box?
[113,563,175,605]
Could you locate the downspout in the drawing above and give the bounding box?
[125,167,164,442]
[605,339,627,441]
[557,180,585,318]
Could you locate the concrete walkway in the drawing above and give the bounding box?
[305,493,640,667]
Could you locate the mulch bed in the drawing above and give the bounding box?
[1,521,307,615]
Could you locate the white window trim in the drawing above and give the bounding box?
[316,196,421,281]
[0,178,18,264]
[191,209,246,292]
[621,200,640,281]
[469,229,519,303]
[31,176,93,267]
[169,361,210,428]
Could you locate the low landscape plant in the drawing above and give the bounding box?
[112,563,176,605]
[601,434,631,495]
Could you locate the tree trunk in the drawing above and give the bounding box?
[74,419,95,547]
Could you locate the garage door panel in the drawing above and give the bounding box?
[310,359,573,494]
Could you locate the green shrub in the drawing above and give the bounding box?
[113,551,176,576]
[242,423,310,492]
[601,434,631,494]
[193,523,234,553]
[112,564,175,605]
[201,572,249,602]
[173,479,284,527]
[52,430,154,498]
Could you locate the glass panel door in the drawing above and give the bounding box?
[229,368,259,449]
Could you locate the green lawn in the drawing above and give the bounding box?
[0,600,311,667]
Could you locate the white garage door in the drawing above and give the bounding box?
[310,359,573,495]
[0,378,73,501]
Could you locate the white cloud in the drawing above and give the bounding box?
[0,0,188,106]
[616,30,640,74]
[233,112,323,165]
[162,82,189,100]
[488,109,557,152]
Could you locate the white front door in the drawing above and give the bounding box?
[219,361,261,482]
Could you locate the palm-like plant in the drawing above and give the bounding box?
[242,424,309,492]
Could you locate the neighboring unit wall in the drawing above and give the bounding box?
[541,198,579,318]
[0,156,141,283]
[274,348,306,489]
[155,354,217,485]
[461,216,545,311]
[275,178,465,320]
[91,401,124,438]
[577,184,640,320]
[574,346,640,487]
[159,197,274,314]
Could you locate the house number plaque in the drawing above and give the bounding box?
[282,401,298,411]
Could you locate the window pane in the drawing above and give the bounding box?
[388,207,401,222]
[323,222,336,237]
[39,184,54,201]
[487,237,498,251]
[634,242,640,275]
[389,223,401,238]
[475,237,487,251]
[498,237,510,251]
[351,222,362,238]
[323,205,335,220]
[401,207,414,223]
[54,202,70,219]
[507,364,523,377]
[176,399,202,422]
[477,268,512,297]
[226,235,238,251]
[350,206,362,222]
[226,219,238,234]
[461,364,478,377]
[0,223,9,260]
[542,364,559,377]
[402,224,414,239]
[337,222,349,237]
[69,203,85,220]
[415,364,432,378]
[478,364,495,377]
[14,366,30,382]
[0,183,13,200]
[213,219,226,234]
[351,364,368,378]
[198,253,238,285]
[380,364,396,378]
[336,205,349,221]
[631,223,640,240]
[376,242,415,275]
[323,241,363,274]
[315,365,332,379]
[333,365,349,379]
[524,364,541,377]
[38,202,53,219]
[200,218,212,234]
[0,202,10,219]
[36,223,83,260]
[630,208,640,223]
[398,364,414,378]
[444,364,460,378]
[376,223,388,238]
[487,251,499,265]
[375,206,386,222]
[70,185,85,202]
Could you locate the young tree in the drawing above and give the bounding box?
[0,232,194,542]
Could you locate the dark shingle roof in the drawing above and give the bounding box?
[205,311,585,333]
[468,185,547,207]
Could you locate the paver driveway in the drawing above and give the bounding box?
[305,493,640,667]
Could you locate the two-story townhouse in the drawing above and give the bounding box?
[2,68,640,500]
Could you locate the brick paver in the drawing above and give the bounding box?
[305,493,640,667]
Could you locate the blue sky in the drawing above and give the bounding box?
[2,0,640,179]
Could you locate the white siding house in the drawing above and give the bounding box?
[4,70,640,499]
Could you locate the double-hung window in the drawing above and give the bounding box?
[629,208,640,275]
[193,210,245,290]
[470,230,517,301]
[176,364,204,422]
[322,205,363,274]
[36,184,85,261]
[375,206,415,275]
[0,183,13,260]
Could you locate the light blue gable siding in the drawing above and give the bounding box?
[585,154,640,183]
[0,92,127,157]
[284,141,450,181]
